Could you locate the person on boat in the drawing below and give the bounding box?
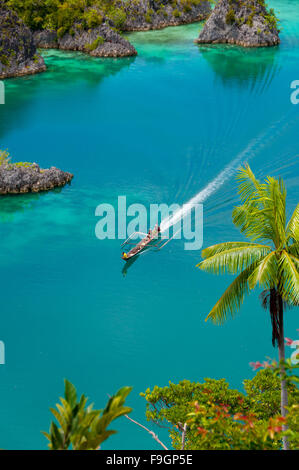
[147,229,152,239]
[122,252,128,259]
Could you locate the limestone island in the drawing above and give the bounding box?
[33,24,137,58]
[0,2,45,79]
[195,0,280,47]
[121,0,212,31]
[0,151,73,194]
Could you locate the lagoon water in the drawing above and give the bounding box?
[0,0,298,449]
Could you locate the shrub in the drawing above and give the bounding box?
[43,380,132,450]
[108,7,127,30]
[141,368,299,450]
[83,8,103,29]
[173,8,181,18]
[0,55,10,67]
[85,35,105,52]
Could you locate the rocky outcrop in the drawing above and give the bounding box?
[195,0,280,47]
[0,2,46,79]
[0,163,73,194]
[121,0,212,31]
[34,23,137,58]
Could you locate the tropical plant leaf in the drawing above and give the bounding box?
[205,264,257,324]
[198,245,270,275]
[278,251,299,306]
[43,380,132,450]
[248,252,278,290]
[286,203,299,243]
[64,379,77,408]
[201,242,267,259]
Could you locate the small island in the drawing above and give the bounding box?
[0,151,73,194]
[195,0,280,47]
[33,24,137,58]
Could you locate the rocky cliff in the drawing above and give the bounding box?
[34,23,137,58]
[0,2,46,79]
[0,162,73,194]
[195,0,280,47]
[121,0,212,31]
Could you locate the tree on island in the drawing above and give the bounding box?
[197,165,299,450]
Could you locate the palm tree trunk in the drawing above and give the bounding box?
[277,294,289,450]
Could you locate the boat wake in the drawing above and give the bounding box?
[160,113,292,233]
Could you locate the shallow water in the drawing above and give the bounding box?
[0,0,298,449]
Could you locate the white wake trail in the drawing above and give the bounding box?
[160,115,288,233]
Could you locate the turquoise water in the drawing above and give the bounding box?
[0,0,298,449]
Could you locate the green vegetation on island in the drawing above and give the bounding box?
[6,0,212,35]
[6,0,125,36]
[197,165,298,449]
[0,149,73,193]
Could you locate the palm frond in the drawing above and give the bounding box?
[198,245,271,275]
[248,251,278,290]
[286,203,299,243]
[235,164,263,205]
[265,176,286,248]
[288,242,299,257]
[201,242,267,260]
[205,264,257,324]
[233,167,287,249]
[232,204,276,244]
[278,251,299,306]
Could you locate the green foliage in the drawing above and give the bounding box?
[141,368,298,449]
[173,8,181,18]
[226,8,236,25]
[85,35,104,51]
[0,150,35,169]
[246,11,254,27]
[43,379,132,450]
[7,0,60,31]
[244,368,299,419]
[285,404,299,448]
[108,7,127,30]
[187,403,283,450]
[0,55,10,66]
[145,9,154,24]
[264,7,279,31]
[84,8,103,29]
[0,150,11,166]
[181,0,192,13]
[7,0,128,34]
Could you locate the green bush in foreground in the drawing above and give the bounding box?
[43,380,132,450]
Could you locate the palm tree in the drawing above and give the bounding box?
[197,165,298,450]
